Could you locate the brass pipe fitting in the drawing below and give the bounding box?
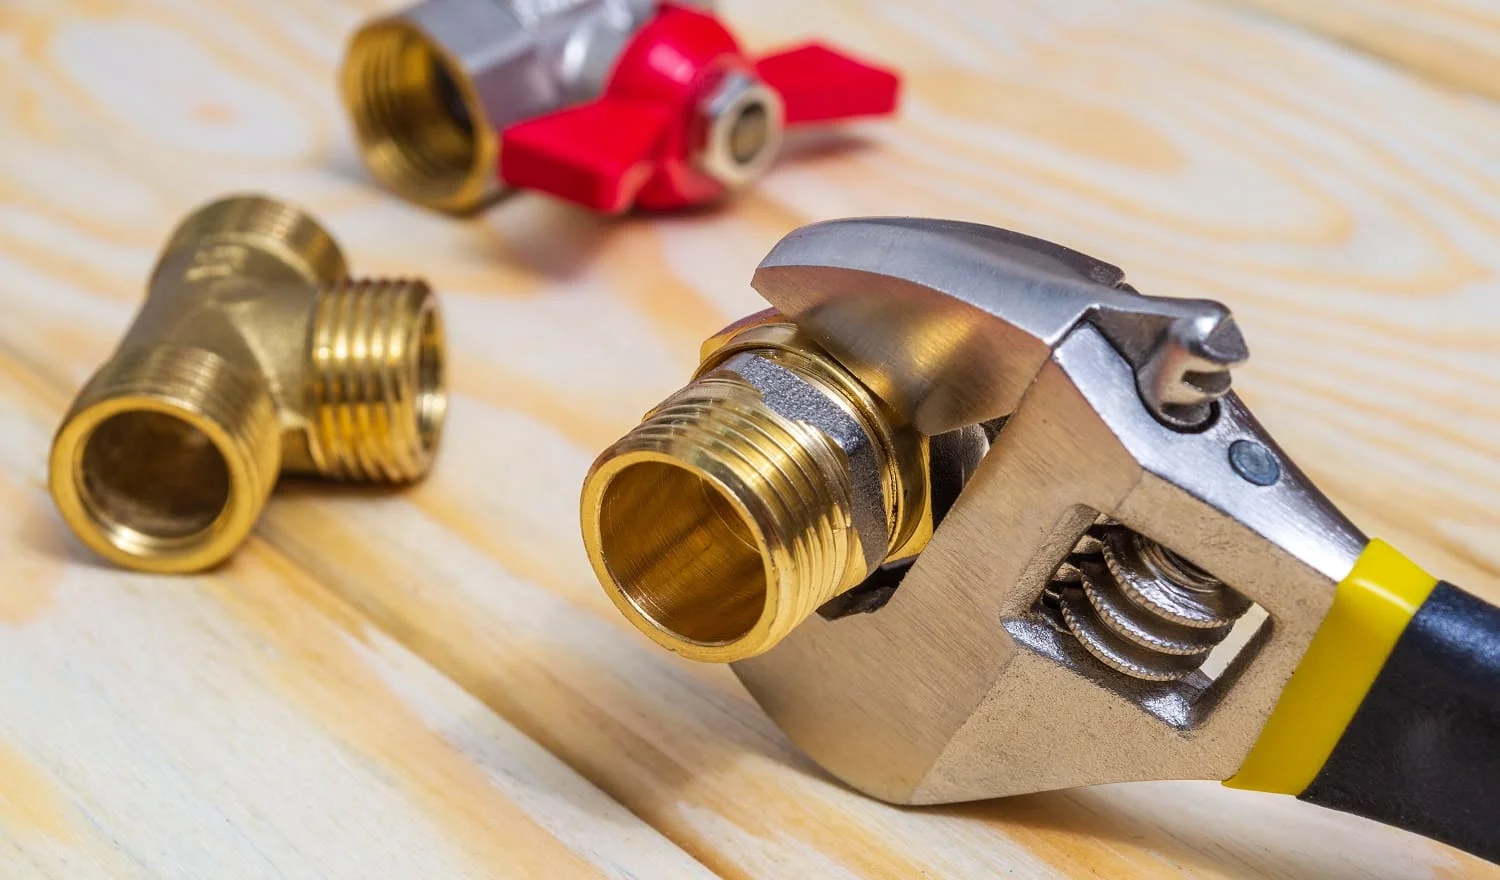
[339,0,658,213]
[49,195,447,573]
[581,315,933,662]
[340,9,497,214]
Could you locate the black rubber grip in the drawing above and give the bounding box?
[1300,582,1500,862]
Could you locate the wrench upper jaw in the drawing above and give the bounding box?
[750,217,1108,435]
[758,268,1048,436]
[751,216,1250,437]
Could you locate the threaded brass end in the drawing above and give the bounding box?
[162,194,348,287]
[308,277,446,482]
[49,345,281,573]
[582,371,867,662]
[340,19,496,213]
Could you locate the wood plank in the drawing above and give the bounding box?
[1214,0,1500,101]
[0,0,1496,877]
[0,360,714,877]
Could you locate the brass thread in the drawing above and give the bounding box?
[696,321,927,558]
[50,346,280,573]
[309,278,446,481]
[582,324,928,663]
[584,375,859,662]
[340,19,496,213]
[48,194,447,573]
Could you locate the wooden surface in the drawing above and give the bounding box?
[1220,0,1500,101]
[1,0,1498,876]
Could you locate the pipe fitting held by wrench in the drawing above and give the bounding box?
[581,217,1500,864]
[49,194,447,573]
[340,0,900,214]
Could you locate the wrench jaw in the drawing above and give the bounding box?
[580,216,1370,803]
[731,218,1367,804]
[734,323,1364,804]
[753,217,1252,435]
[751,218,1097,435]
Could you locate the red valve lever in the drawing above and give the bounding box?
[498,5,901,213]
[755,43,900,125]
[500,101,674,213]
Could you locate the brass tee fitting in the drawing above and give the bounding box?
[581,314,935,662]
[49,195,447,573]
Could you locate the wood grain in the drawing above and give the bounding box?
[0,360,714,877]
[0,0,1497,876]
[1218,0,1500,101]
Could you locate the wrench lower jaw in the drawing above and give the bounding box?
[733,325,1364,804]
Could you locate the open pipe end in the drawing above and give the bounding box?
[581,372,860,663]
[340,18,497,214]
[49,346,281,573]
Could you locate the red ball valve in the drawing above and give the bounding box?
[342,1,899,214]
[500,4,899,211]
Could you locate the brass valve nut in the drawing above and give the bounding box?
[581,316,932,662]
[692,69,786,192]
[49,195,447,573]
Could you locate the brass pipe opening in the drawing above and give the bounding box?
[49,194,447,573]
[340,19,496,213]
[415,304,446,449]
[598,460,770,646]
[52,344,282,574]
[59,347,278,571]
[582,320,931,662]
[81,412,231,542]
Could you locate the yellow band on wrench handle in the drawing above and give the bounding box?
[1226,539,1437,795]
